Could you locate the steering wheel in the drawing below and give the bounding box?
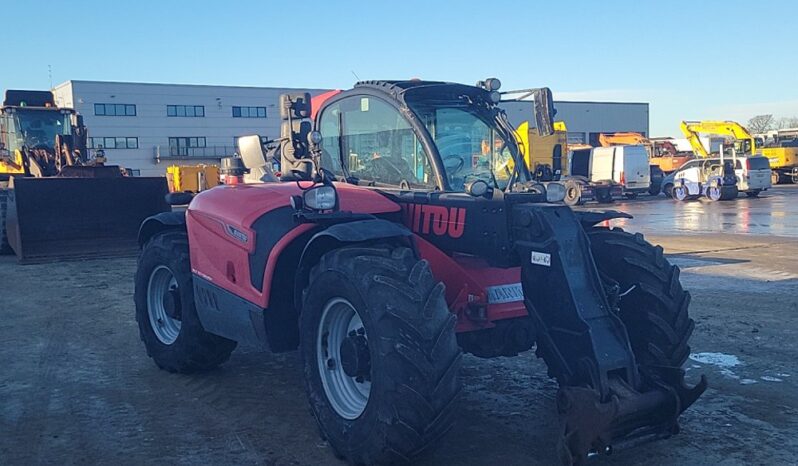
[364,156,405,181]
[442,155,465,175]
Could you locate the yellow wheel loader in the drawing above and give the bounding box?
[0,90,169,262]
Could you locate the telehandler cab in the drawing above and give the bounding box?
[135,79,705,465]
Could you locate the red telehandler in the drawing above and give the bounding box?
[134,79,705,465]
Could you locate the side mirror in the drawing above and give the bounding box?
[237,135,267,169]
[465,179,493,198]
[533,87,555,137]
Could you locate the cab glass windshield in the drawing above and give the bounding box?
[409,104,517,191]
[9,109,72,151]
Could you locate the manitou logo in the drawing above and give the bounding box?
[402,204,466,238]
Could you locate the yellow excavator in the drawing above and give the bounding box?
[679,120,795,185]
[0,89,169,262]
[679,120,758,159]
[760,128,798,184]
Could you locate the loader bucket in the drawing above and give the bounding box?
[6,176,169,263]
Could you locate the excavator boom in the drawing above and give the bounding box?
[598,132,648,147]
[680,120,757,158]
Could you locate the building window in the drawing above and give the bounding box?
[88,137,139,149]
[566,132,586,144]
[94,103,136,116]
[232,106,267,118]
[169,137,207,156]
[167,105,205,117]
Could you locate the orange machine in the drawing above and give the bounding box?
[599,132,693,173]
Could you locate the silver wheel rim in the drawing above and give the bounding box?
[317,297,371,420]
[707,186,720,201]
[147,265,182,345]
[674,186,687,200]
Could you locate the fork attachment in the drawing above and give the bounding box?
[510,204,706,464]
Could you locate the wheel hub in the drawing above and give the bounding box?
[163,286,182,320]
[147,265,182,345]
[317,297,372,420]
[340,331,370,379]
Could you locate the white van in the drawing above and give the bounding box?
[736,155,771,195]
[589,145,651,197]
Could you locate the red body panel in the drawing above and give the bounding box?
[187,182,401,308]
[415,236,525,332]
[188,181,526,333]
[311,90,342,120]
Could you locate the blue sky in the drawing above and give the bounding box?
[4,0,797,136]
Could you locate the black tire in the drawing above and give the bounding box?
[563,182,582,206]
[300,244,461,464]
[587,228,693,367]
[134,231,237,373]
[624,192,638,199]
[662,183,674,198]
[719,185,738,200]
[745,189,761,198]
[0,188,12,255]
[595,188,613,204]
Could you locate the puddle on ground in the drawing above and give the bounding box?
[690,352,742,380]
[760,376,783,382]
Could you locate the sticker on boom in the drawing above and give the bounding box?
[486,283,524,304]
[530,251,551,267]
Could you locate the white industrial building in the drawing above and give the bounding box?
[501,100,649,146]
[52,80,649,176]
[52,81,328,176]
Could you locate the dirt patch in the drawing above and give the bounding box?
[1,232,797,465]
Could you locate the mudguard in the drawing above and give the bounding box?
[574,210,633,229]
[294,219,414,310]
[138,211,186,246]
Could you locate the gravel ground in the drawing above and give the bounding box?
[1,188,797,465]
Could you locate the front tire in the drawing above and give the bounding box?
[301,245,461,464]
[563,182,583,206]
[588,228,693,367]
[595,188,613,204]
[745,189,761,198]
[134,231,237,373]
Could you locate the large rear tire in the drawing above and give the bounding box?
[301,244,461,464]
[0,188,12,255]
[134,231,237,373]
[587,228,693,368]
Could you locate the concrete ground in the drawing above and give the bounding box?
[1,186,797,465]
